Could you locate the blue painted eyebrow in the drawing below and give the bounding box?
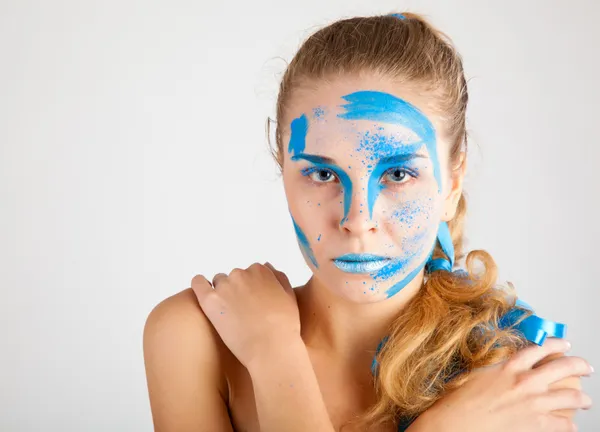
[291,152,426,165]
[378,153,427,165]
[290,153,335,164]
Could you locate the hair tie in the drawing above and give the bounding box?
[425,221,456,274]
[389,13,407,20]
[425,258,452,273]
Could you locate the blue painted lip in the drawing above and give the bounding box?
[334,253,390,262]
[333,254,391,274]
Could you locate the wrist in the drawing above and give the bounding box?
[245,337,308,374]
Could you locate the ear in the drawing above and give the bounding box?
[441,151,467,222]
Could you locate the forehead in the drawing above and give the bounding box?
[283,76,440,158]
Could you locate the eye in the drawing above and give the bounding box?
[382,167,416,185]
[301,167,337,184]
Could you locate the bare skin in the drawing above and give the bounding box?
[144,273,591,432]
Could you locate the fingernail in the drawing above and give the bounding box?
[565,340,572,350]
[590,365,595,373]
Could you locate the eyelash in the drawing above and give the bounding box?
[300,166,418,187]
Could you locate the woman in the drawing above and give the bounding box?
[143,12,593,431]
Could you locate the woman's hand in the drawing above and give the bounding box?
[411,338,593,432]
[191,262,300,369]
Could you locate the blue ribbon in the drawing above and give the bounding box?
[499,298,567,346]
[424,222,456,274]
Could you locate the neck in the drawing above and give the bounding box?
[295,272,425,368]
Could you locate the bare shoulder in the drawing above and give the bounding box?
[143,288,233,432]
[144,287,218,345]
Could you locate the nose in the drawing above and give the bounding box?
[339,187,378,235]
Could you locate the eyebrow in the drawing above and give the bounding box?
[290,152,428,165]
[291,153,335,164]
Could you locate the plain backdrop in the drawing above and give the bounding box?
[1,0,599,430]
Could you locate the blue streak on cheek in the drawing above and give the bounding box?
[337,90,442,193]
[372,237,425,282]
[384,240,437,298]
[384,257,428,298]
[288,114,308,156]
[291,215,318,268]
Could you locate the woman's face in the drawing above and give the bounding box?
[282,75,461,303]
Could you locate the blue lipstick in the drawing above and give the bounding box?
[333,254,391,274]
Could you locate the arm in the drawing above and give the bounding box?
[143,289,234,432]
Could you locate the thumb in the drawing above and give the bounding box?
[264,262,294,296]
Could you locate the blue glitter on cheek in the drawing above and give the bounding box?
[390,198,433,229]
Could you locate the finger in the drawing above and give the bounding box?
[264,262,294,294]
[525,356,592,388]
[545,413,577,432]
[191,274,215,305]
[212,272,228,287]
[536,388,592,412]
[507,338,571,372]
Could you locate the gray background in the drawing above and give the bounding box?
[1,0,598,430]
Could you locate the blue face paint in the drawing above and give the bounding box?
[288,114,308,156]
[286,91,448,297]
[384,241,437,298]
[338,91,442,193]
[293,153,353,225]
[290,214,318,268]
[371,227,429,281]
[366,151,425,219]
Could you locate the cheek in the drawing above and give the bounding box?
[381,189,443,251]
[284,174,338,242]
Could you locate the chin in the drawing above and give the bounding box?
[310,262,423,304]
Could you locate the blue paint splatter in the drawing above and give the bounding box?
[313,106,325,119]
[291,214,318,268]
[391,199,432,229]
[288,114,308,156]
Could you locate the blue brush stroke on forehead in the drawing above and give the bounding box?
[288,114,308,155]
